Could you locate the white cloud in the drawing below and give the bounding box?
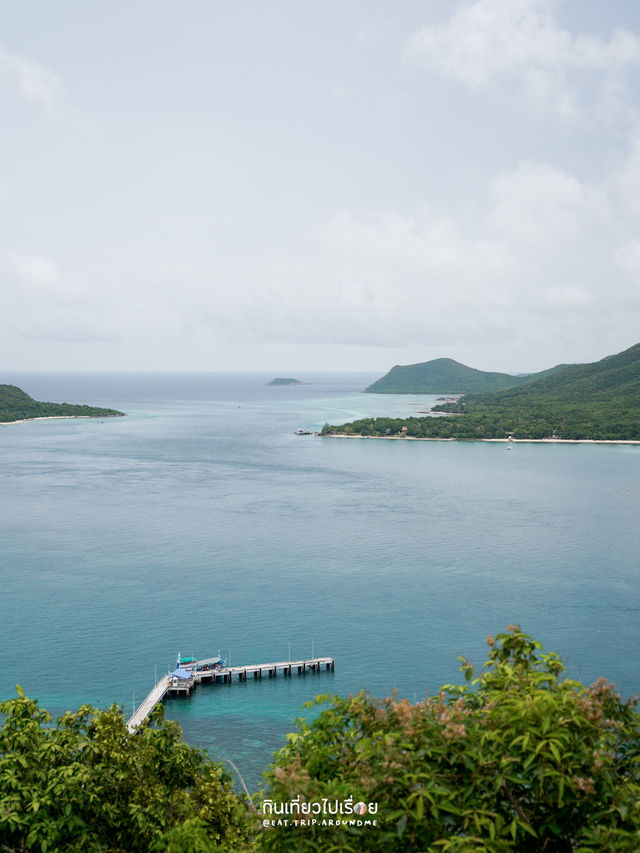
[487,161,609,247]
[356,19,393,47]
[0,45,62,114]
[0,250,87,301]
[404,0,640,119]
[10,142,630,359]
[3,140,638,363]
[307,149,640,356]
[0,248,187,345]
[540,285,593,306]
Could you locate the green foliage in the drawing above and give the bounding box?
[0,384,124,423]
[0,691,255,852]
[433,341,640,440]
[6,628,640,851]
[261,627,640,852]
[364,358,564,395]
[326,342,640,440]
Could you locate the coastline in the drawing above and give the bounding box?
[322,434,640,445]
[0,415,93,426]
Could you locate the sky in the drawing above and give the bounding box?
[2,0,640,374]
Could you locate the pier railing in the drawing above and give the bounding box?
[127,674,171,733]
[126,656,334,733]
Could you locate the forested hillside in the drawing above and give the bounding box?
[0,384,124,423]
[325,343,640,440]
[365,357,566,394]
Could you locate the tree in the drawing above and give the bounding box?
[0,690,255,852]
[261,627,640,852]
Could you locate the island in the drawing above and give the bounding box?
[0,384,125,424]
[322,341,640,442]
[266,377,309,386]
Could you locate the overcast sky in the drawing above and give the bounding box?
[3,0,640,374]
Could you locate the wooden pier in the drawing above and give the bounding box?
[126,656,335,733]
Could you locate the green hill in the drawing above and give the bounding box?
[364,357,562,394]
[0,384,124,423]
[432,342,640,439]
[459,344,640,408]
[323,343,640,441]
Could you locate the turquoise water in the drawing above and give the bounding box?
[2,372,640,790]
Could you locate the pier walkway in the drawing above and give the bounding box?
[127,674,171,733]
[126,656,334,733]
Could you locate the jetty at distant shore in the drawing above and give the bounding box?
[127,655,335,733]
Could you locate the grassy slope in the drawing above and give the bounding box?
[0,384,124,423]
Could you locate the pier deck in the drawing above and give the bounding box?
[127,674,171,733]
[126,656,334,733]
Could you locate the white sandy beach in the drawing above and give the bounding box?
[323,434,640,445]
[0,416,92,426]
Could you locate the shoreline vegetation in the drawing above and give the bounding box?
[322,341,640,443]
[0,384,124,424]
[322,433,640,445]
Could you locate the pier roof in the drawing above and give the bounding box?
[171,668,193,679]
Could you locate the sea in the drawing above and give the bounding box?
[2,372,640,791]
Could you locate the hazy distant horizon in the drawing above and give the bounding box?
[3,335,635,383]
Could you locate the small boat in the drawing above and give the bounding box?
[294,428,313,435]
[196,656,224,672]
[176,652,226,672]
[176,654,198,671]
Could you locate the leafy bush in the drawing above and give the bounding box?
[5,630,640,851]
[261,628,640,852]
[0,691,254,852]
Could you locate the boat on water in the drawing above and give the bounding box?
[294,428,313,435]
[196,656,224,672]
[176,652,226,672]
[176,654,198,671]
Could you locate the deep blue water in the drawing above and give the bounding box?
[2,372,639,790]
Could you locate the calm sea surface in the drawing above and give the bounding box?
[2,372,640,790]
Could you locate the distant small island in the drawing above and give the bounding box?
[266,377,309,386]
[0,384,124,424]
